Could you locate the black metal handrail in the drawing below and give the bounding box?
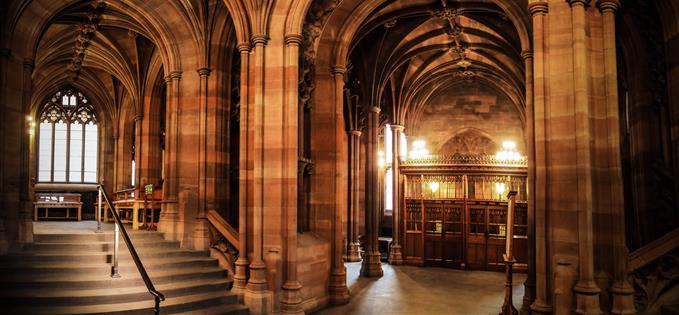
[98,184,165,314]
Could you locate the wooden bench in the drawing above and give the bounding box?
[99,186,162,230]
[34,193,82,221]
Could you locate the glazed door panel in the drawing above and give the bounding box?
[466,205,486,270]
[424,201,443,265]
[486,206,508,271]
[442,201,464,267]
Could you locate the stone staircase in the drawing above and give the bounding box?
[0,228,248,314]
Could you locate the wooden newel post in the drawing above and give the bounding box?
[500,190,518,315]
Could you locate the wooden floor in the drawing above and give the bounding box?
[316,262,527,315]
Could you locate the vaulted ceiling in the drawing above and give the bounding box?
[347,0,526,132]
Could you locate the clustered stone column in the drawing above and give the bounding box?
[528,1,552,314]
[346,130,362,262]
[194,67,211,250]
[568,1,603,313]
[133,114,143,188]
[361,106,384,277]
[388,124,404,265]
[599,0,635,313]
[233,42,251,292]
[245,35,269,311]
[520,49,536,315]
[329,65,351,303]
[159,71,182,240]
[281,34,303,315]
[18,58,34,243]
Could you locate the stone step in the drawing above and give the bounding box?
[0,248,207,263]
[0,256,218,275]
[24,240,181,252]
[33,231,165,243]
[171,303,250,315]
[3,291,245,315]
[0,278,233,307]
[0,266,228,289]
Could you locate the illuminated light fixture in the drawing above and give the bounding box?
[495,140,522,162]
[430,182,439,193]
[409,140,429,160]
[495,182,506,196]
[27,116,36,135]
[378,150,386,168]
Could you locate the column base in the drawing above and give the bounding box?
[244,287,273,315]
[192,217,210,250]
[609,281,636,315]
[346,242,362,262]
[530,299,553,314]
[329,268,350,305]
[157,201,179,240]
[281,281,304,315]
[574,281,603,315]
[233,257,249,291]
[360,251,383,277]
[18,201,33,243]
[388,244,403,265]
[520,282,536,315]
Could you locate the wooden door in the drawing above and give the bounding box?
[466,205,486,270]
[424,201,444,266]
[486,206,508,271]
[442,201,464,267]
[404,199,423,264]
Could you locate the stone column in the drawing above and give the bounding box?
[598,1,635,313]
[18,58,34,243]
[133,115,143,188]
[194,67,211,250]
[0,48,7,254]
[329,66,351,303]
[233,42,251,291]
[528,1,553,314]
[346,130,362,262]
[388,124,404,265]
[521,49,537,315]
[245,35,269,311]
[568,1,603,314]
[281,34,303,315]
[361,106,384,277]
[159,71,181,240]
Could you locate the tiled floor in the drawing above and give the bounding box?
[316,262,527,315]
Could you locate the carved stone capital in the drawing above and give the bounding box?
[367,106,381,114]
[521,50,533,61]
[164,76,173,83]
[528,2,549,16]
[23,58,35,70]
[350,130,362,137]
[237,42,251,53]
[134,115,143,122]
[390,124,405,132]
[567,0,590,8]
[285,34,303,46]
[251,35,269,46]
[197,68,211,77]
[597,0,620,13]
[169,71,182,80]
[332,65,346,75]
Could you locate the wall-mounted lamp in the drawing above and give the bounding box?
[27,116,36,136]
[409,140,429,160]
[495,182,506,200]
[378,150,386,168]
[430,181,440,193]
[495,140,522,162]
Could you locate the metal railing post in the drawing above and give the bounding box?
[96,188,103,233]
[111,219,121,278]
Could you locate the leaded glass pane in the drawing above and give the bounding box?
[38,122,52,182]
[69,123,83,182]
[53,122,68,181]
[84,123,98,183]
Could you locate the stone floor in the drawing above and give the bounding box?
[33,221,117,234]
[316,262,527,315]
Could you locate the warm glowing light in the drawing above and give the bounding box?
[27,116,36,135]
[495,182,506,195]
[430,182,439,193]
[378,151,386,168]
[409,140,429,159]
[496,140,522,162]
